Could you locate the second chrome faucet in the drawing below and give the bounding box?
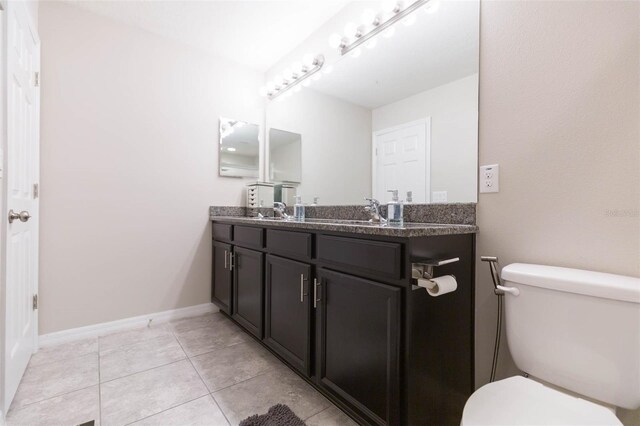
[364,198,388,225]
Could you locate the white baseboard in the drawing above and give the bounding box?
[39,303,219,348]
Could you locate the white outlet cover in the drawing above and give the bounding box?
[480,164,499,193]
[432,191,448,203]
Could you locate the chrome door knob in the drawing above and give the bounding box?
[8,210,30,224]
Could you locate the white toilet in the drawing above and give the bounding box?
[462,263,640,425]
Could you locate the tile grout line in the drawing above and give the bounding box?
[100,357,187,385]
[174,330,232,426]
[303,405,331,421]
[8,383,99,414]
[122,394,212,426]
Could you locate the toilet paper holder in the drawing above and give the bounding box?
[411,257,459,291]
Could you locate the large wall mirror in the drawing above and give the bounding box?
[218,117,260,178]
[264,0,479,205]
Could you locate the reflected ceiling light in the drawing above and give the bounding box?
[329,0,430,56]
[261,54,325,100]
[226,147,237,152]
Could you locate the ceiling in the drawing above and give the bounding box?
[65,0,350,72]
[308,0,479,109]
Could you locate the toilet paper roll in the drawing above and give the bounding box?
[417,275,457,297]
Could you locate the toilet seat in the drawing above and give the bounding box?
[461,376,621,426]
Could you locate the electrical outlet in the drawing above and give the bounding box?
[480,164,499,193]
[432,191,448,203]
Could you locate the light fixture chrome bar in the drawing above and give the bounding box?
[268,55,325,100]
[340,0,430,56]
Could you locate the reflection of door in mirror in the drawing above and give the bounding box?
[374,119,430,204]
[219,117,260,178]
[268,128,301,183]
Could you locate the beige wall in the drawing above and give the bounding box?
[476,1,639,423]
[38,2,264,334]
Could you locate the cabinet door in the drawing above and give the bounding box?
[232,247,264,338]
[265,254,312,376]
[212,241,233,314]
[316,269,401,426]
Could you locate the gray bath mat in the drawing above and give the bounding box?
[239,404,306,426]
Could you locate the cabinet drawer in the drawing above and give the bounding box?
[317,235,402,281]
[212,223,233,242]
[266,229,312,261]
[233,226,264,249]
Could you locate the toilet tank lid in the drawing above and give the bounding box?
[501,263,640,303]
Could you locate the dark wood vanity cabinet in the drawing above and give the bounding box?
[232,247,264,339]
[211,221,475,426]
[316,269,402,425]
[264,255,312,376]
[211,240,233,314]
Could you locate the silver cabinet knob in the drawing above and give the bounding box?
[8,210,30,224]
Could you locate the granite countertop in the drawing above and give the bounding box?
[210,215,478,237]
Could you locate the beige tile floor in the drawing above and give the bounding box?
[6,312,358,426]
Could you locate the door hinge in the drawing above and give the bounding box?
[32,294,38,310]
[34,72,40,87]
[33,183,39,199]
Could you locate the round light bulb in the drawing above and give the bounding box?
[291,61,303,75]
[382,0,401,13]
[282,68,293,81]
[344,22,358,39]
[302,54,315,68]
[362,9,376,25]
[259,87,268,97]
[350,47,362,58]
[383,26,396,38]
[266,82,275,92]
[329,33,343,49]
[274,75,283,88]
[403,14,416,26]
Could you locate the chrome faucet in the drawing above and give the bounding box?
[364,198,387,225]
[273,202,289,220]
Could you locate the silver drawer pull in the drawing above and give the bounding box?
[300,274,309,302]
[224,250,228,269]
[314,278,321,308]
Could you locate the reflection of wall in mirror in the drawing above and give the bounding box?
[219,152,259,178]
[267,89,372,205]
[270,140,301,183]
[373,74,479,203]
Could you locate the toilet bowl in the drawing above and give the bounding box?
[462,264,640,425]
[462,376,620,425]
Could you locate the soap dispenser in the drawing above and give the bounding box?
[294,196,305,222]
[387,190,404,227]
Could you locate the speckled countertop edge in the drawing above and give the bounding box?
[210,215,478,237]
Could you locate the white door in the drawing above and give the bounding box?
[373,119,430,203]
[4,0,40,411]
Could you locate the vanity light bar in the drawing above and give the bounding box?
[336,0,430,56]
[264,54,325,100]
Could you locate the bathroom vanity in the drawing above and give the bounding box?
[210,215,476,426]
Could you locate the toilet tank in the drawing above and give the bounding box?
[501,263,640,409]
